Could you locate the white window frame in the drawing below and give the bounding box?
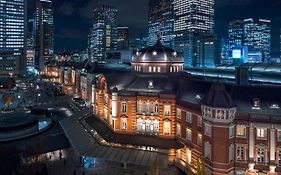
[121,101,127,113]
[229,126,234,138]
[186,112,192,123]
[197,133,202,146]
[204,123,212,137]
[236,125,246,138]
[186,127,192,141]
[256,128,267,140]
[177,108,181,119]
[176,124,181,137]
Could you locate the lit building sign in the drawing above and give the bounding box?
[232,49,242,59]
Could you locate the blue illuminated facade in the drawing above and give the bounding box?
[148,0,174,47]
[228,18,271,62]
[0,0,26,76]
[88,5,117,61]
[173,0,215,67]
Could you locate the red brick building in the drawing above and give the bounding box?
[45,41,281,175]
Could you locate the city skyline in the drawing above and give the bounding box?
[28,0,281,54]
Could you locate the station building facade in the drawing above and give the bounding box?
[45,41,281,175]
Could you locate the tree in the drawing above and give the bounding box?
[2,95,15,107]
[189,158,206,175]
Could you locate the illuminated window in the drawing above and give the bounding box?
[157,67,161,72]
[163,121,171,135]
[154,103,159,114]
[256,128,267,139]
[186,148,192,164]
[153,67,156,72]
[236,126,246,137]
[164,105,170,116]
[256,147,266,163]
[236,145,246,161]
[177,108,181,119]
[176,124,181,137]
[170,67,173,72]
[149,67,152,72]
[252,98,260,109]
[197,133,202,146]
[186,112,192,123]
[148,80,154,89]
[121,118,127,130]
[186,128,192,141]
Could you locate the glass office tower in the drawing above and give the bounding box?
[148,0,174,47]
[173,0,215,67]
[34,0,54,72]
[0,0,26,76]
[88,5,117,61]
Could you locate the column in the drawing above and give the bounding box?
[269,128,276,173]
[248,126,255,171]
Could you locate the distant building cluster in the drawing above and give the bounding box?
[226,18,271,64]
[0,0,54,77]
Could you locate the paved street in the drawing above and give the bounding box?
[46,149,180,175]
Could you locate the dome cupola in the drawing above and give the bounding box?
[131,39,184,74]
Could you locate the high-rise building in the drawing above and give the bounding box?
[227,18,271,62]
[148,0,174,47]
[26,19,35,69]
[117,26,129,50]
[88,5,117,61]
[34,0,54,72]
[228,20,244,49]
[244,18,271,60]
[173,0,215,67]
[0,0,27,76]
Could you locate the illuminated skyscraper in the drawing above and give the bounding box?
[173,0,215,67]
[117,26,129,50]
[148,0,174,47]
[34,0,54,72]
[244,18,271,59]
[0,0,27,76]
[228,18,271,61]
[88,5,117,61]
[228,20,244,49]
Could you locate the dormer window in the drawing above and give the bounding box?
[173,52,177,56]
[148,80,154,89]
[270,103,280,109]
[195,95,201,100]
[152,51,157,56]
[136,51,140,56]
[252,98,260,109]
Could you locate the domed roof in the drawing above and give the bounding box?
[132,40,184,63]
[202,84,235,108]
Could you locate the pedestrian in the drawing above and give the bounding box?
[63,159,66,166]
[82,171,85,175]
[73,170,76,175]
[59,150,62,159]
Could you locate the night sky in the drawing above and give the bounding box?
[29,0,281,55]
